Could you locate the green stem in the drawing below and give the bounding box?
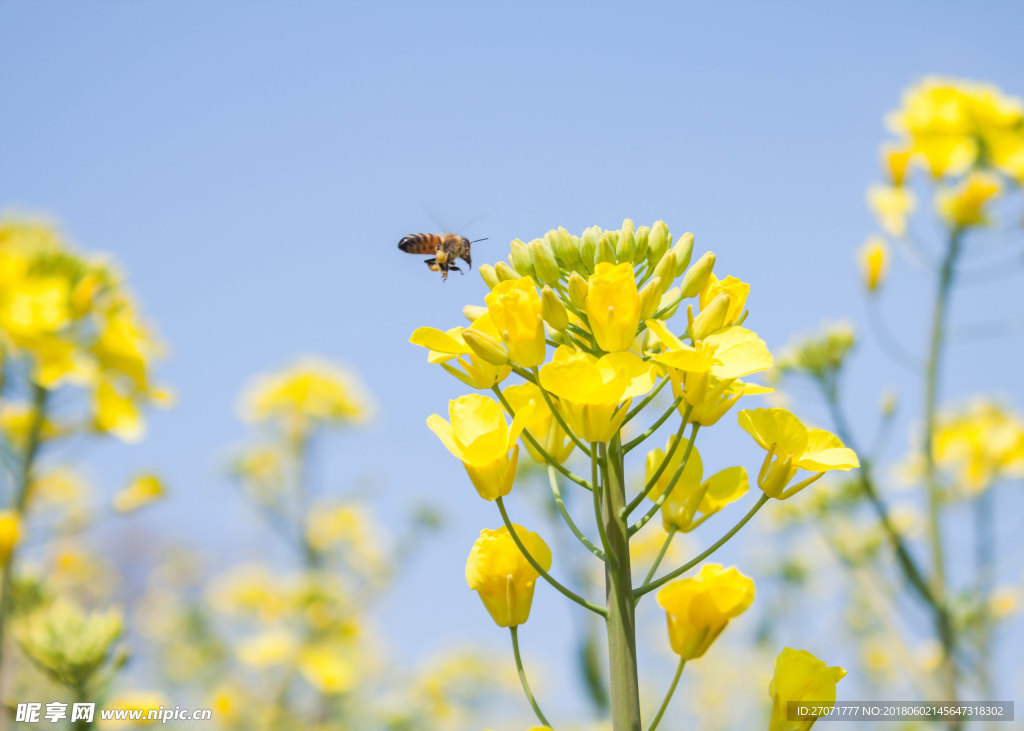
[624,407,692,516]
[646,657,685,731]
[547,467,603,560]
[598,438,642,731]
[623,397,683,453]
[496,497,606,617]
[510,626,552,728]
[642,527,677,586]
[923,228,964,706]
[635,494,769,601]
[974,487,995,698]
[629,424,699,535]
[622,377,670,425]
[0,383,47,683]
[492,386,592,491]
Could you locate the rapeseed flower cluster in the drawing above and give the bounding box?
[412,220,854,728]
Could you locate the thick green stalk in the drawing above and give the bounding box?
[598,438,642,731]
[0,384,47,684]
[923,229,963,706]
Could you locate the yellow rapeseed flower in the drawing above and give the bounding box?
[112,473,165,513]
[858,235,889,294]
[936,172,1002,228]
[538,346,655,442]
[0,511,20,565]
[240,357,372,435]
[465,524,551,627]
[645,439,748,532]
[586,262,641,352]
[410,311,512,389]
[699,274,749,328]
[485,277,546,367]
[656,563,755,659]
[503,382,575,463]
[768,647,846,731]
[738,408,859,499]
[427,393,527,500]
[297,643,356,694]
[866,184,915,238]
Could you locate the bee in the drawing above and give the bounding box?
[397,233,487,281]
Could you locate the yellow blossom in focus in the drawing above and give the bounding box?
[768,647,846,731]
[427,393,526,500]
[645,438,748,532]
[867,184,915,237]
[240,357,372,436]
[858,236,889,293]
[485,277,546,366]
[936,172,1001,228]
[656,563,755,659]
[738,408,859,499]
[586,262,642,352]
[466,524,551,627]
[503,382,575,463]
[539,346,655,442]
[410,311,512,389]
[112,473,165,513]
[0,511,19,564]
[699,274,749,328]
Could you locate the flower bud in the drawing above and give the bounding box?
[616,227,636,263]
[621,218,635,236]
[568,272,589,310]
[509,239,535,277]
[494,261,521,282]
[651,251,677,296]
[462,328,511,366]
[551,227,580,269]
[639,277,662,320]
[479,264,500,289]
[541,287,569,330]
[596,235,616,266]
[633,226,650,264]
[679,252,715,298]
[671,232,695,275]
[529,239,561,285]
[647,220,671,266]
[692,293,730,340]
[463,304,487,321]
[580,226,600,272]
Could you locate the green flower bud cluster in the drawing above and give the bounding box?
[776,321,857,378]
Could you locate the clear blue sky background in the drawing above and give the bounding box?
[2,1,1023,726]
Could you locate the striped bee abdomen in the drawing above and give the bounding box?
[397,233,441,255]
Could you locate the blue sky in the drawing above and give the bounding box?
[2,1,1023,725]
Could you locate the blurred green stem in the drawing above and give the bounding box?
[923,228,964,708]
[0,383,47,690]
[974,488,995,698]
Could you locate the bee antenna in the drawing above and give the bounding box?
[470,237,489,244]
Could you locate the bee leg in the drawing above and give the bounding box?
[448,264,462,274]
[424,258,439,271]
[463,255,472,271]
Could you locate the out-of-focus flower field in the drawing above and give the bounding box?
[1,5,1023,730]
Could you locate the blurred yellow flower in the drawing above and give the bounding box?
[17,600,123,690]
[112,473,166,513]
[586,262,641,352]
[0,511,20,564]
[932,399,1024,494]
[503,382,574,463]
[936,172,1001,228]
[881,143,912,185]
[656,563,755,659]
[866,184,915,237]
[768,647,846,731]
[485,277,546,366]
[465,524,551,627]
[237,627,297,668]
[240,357,372,435]
[738,408,859,499]
[538,346,654,442]
[297,644,355,694]
[98,692,167,729]
[427,393,526,500]
[858,235,889,293]
[645,438,748,532]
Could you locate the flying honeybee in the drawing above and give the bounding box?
[398,233,487,281]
